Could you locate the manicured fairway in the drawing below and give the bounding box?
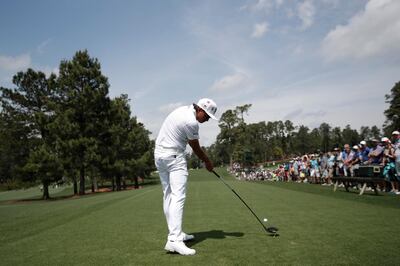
[1,168,400,265]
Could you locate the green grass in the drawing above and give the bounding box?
[1,168,400,265]
[0,185,70,202]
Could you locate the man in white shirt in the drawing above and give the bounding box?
[154,98,218,255]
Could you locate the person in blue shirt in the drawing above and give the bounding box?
[342,144,353,176]
[309,155,320,183]
[359,140,370,164]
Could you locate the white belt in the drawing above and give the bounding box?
[155,145,184,154]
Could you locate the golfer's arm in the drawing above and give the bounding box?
[188,139,211,164]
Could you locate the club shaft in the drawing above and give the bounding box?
[212,170,269,233]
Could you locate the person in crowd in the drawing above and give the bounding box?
[284,162,290,182]
[359,140,370,165]
[368,139,384,164]
[348,145,360,177]
[302,155,310,182]
[292,158,299,182]
[309,155,320,183]
[323,151,335,186]
[334,147,344,177]
[391,131,400,195]
[342,144,353,177]
[319,152,328,183]
[381,137,397,193]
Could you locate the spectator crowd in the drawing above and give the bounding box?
[229,131,400,195]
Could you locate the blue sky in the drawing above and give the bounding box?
[1,0,399,145]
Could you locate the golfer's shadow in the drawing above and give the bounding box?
[186,230,244,247]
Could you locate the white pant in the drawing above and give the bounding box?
[155,153,188,241]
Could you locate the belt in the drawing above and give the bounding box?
[155,145,184,154]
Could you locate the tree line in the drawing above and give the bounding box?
[203,81,400,167]
[0,50,154,199]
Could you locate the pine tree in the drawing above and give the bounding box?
[56,50,111,195]
[0,69,62,198]
[384,81,400,135]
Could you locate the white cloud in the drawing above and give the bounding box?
[0,54,31,71]
[298,0,315,30]
[241,0,274,13]
[321,0,400,62]
[251,22,270,38]
[276,0,284,7]
[254,0,273,11]
[247,78,386,131]
[209,72,249,93]
[158,102,183,113]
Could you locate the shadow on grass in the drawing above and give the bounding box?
[186,230,244,247]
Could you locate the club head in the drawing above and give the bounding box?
[266,226,279,236]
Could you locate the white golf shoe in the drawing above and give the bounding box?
[182,232,195,241]
[164,240,196,255]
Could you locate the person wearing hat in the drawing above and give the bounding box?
[359,140,370,165]
[391,131,400,154]
[348,145,361,177]
[333,147,343,177]
[154,98,218,255]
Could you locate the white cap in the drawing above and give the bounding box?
[381,137,390,142]
[197,98,218,120]
[360,140,367,146]
[392,130,400,135]
[352,145,359,150]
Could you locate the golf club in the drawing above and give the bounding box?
[212,170,279,236]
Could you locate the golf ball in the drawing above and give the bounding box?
[263,218,268,222]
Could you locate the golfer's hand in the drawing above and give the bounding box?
[205,160,214,172]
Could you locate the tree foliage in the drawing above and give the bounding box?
[213,104,386,166]
[0,51,154,197]
[384,81,400,135]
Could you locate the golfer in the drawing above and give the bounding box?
[154,98,218,255]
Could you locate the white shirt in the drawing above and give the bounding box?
[155,105,199,156]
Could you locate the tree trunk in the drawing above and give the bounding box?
[91,176,95,193]
[116,175,121,191]
[73,177,78,195]
[134,176,139,189]
[122,177,127,190]
[79,167,85,195]
[93,176,98,191]
[112,177,115,191]
[91,176,98,192]
[42,181,50,200]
